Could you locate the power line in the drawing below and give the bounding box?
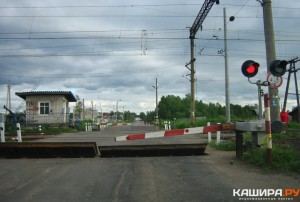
[0,14,299,19]
[0,3,298,10]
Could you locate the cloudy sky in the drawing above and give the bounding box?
[0,0,299,114]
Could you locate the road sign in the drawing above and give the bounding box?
[266,72,283,88]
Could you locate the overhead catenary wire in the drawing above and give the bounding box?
[0,3,298,9]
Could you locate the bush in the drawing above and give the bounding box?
[176,121,191,129]
[74,120,93,131]
[288,121,300,129]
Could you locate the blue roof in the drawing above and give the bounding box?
[15,91,77,102]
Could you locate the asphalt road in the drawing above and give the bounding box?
[0,122,299,202]
[0,153,237,202]
[35,121,209,146]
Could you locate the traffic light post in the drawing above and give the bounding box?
[240,59,289,166]
[241,59,288,119]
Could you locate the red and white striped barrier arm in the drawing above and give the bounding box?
[115,124,223,141]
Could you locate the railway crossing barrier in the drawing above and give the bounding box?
[115,123,229,142]
[115,120,283,161]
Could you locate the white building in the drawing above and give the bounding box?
[15,91,77,125]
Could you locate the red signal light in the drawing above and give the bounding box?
[246,65,256,74]
[241,60,260,78]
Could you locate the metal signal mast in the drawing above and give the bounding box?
[188,0,219,126]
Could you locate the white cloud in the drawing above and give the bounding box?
[1,0,299,114]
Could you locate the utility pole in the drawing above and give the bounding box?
[6,81,11,114]
[257,82,263,119]
[223,7,230,123]
[261,0,279,121]
[91,101,94,122]
[152,78,158,124]
[82,99,85,120]
[190,38,196,126]
[189,0,219,126]
[116,100,121,123]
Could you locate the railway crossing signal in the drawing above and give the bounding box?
[241,60,260,78]
[241,59,288,78]
[269,60,288,77]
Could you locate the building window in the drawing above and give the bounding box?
[40,102,50,115]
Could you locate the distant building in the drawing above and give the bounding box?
[15,91,77,125]
[83,108,99,122]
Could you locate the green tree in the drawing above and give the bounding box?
[156,94,256,121]
[139,112,146,121]
[145,111,156,123]
[73,95,83,119]
[158,95,183,119]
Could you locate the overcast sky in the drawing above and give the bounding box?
[0,0,299,114]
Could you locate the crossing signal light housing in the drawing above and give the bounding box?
[269,60,288,77]
[241,60,260,78]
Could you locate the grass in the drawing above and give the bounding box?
[243,145,300,172]
[242,127,300,172]
[209,140,235,151]
[208,126,300,172]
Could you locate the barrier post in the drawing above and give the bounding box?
[236,131,244,159]
[85,123,88,132]
[207,122,211,143]
[168,121,171,130]
[0,122,5,142]
[16,123,22,142]
[216,131,221,144]
[264,93,272,167]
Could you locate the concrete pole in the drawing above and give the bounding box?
[262,0,280,122]
[257,83,263,119]
[190,38,196,126]
[224,7,231,123]
[152,78,159,124]
[116,100,121,123]
[155,78,158,122]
